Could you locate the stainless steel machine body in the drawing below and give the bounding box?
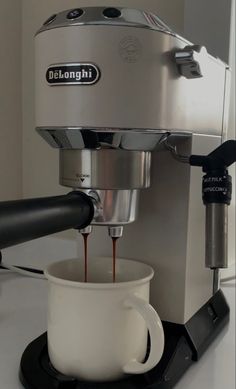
[35,7,231,323]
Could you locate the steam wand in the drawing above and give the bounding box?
[190,140,236,293]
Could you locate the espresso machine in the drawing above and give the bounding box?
[0,6,235,389]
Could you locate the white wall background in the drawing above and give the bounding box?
[0,0,22,200]
[184,0,232,62]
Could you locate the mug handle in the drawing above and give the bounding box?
[123,294,165,375]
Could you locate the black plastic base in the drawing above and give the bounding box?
[20,290,229,389]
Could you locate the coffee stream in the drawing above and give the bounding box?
[82,233,119,283]
[82,233,89,282]
[112,237,119,283]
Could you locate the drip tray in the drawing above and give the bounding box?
[19,291,230,389]
[19,329,193,389]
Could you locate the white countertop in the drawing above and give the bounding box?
[0,237,235,389]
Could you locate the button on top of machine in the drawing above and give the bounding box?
[103,8,122,18]
[43,14,57,26]
[67,9,84,20]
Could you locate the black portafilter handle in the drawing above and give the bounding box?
[0,191,94,250]
[190,140,236,270]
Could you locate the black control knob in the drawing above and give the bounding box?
[67,9,84,20]
[103,8,121,18]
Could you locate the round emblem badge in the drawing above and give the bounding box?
[119,36,142,63]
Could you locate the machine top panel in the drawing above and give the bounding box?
[35,6,230,137]
[37,6,177,37]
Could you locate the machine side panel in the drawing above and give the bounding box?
[120,146,190,323]
[35,26,226,135]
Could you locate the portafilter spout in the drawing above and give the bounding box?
[108,226,124,238]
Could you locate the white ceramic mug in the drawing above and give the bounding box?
[45,257,165,382]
